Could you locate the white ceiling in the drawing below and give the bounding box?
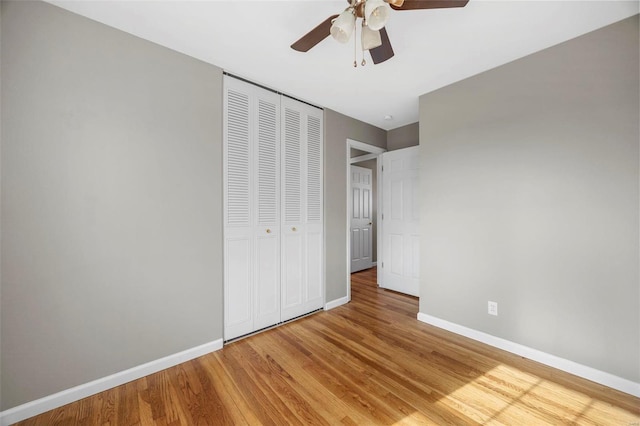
[48,0,638,130]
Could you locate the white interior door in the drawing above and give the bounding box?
[380,146,420,296]
[350,165,373,273]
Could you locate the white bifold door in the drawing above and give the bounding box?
[223,77,281,340]
[223,76,323,341]
[379,146,420,297]
[280,97,324,322]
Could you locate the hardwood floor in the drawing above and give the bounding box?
[18,268,640,425]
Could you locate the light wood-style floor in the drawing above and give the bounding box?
[18,268,640,425]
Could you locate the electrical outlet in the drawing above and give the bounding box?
[488,301,498,316]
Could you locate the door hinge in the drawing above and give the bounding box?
[381,165,384,172]
[381,262,384,268]
[382,213,384,220]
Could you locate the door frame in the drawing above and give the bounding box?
[346,139,386,302]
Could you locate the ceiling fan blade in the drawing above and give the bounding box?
[391,0,469,10]
[291,14,339,52]
[369,27,394,65]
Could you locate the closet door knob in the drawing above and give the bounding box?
[266,229,271,234]
[292,227,297,232]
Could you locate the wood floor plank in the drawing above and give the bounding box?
[214,346,283,425]
[242,341,331,426]
[259,328,377,425]
[195,356,252,426]
[135,378,157,426]
[116,380,140,425]
[15,267,640,425]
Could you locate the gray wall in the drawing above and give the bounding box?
[1,1,223,410]
[387,122,418,151]
[419,16,639,382]
[325,109,386,302]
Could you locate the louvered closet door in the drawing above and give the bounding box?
[253,91,281,331]
[281,97,324,322]
[305,109,324,313]
[224,77,281,340]
[224,78,254,340]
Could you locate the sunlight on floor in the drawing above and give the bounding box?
[425,364,640,425]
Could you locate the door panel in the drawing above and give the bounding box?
[351,229,361,261]
[282,229,304,309]
[256,97,279,226]
[254,230,280,330]
[224,235,253,339]
[225,89,251,227]
[306,114,323,223]
[381,146,420,296]
[306,226,324,305]
[352,187,360,218]
[391,178,403,220]
[362,228,371,258]
[282,107,302,225]
[305,113,324,312]
[363,188,371,219]
[390,233,403,275]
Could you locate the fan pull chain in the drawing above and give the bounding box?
[353,25,357,67]
[360,22,366,66]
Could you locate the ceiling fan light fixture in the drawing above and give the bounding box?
[330,9,356,43]
[291,0,469,66]
[364,0,390,31]
[386,0,405,8]
[361,24,382,50]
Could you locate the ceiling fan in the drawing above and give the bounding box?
[291,0,469,66]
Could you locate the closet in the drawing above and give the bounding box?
[223,76,323,341]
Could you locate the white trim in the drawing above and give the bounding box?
[376,156,383,287]
[350,153,378,164]
[323,112,327,315]
[417,313,640,398]
[372,261,377,266]
[348,139,386,155]
[324,295,350,311]
[346,139,386,303]
[0,339,224,426]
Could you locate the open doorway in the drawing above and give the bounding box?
[346,139,386,301]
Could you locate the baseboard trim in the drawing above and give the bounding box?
[324,295,350,311]
[417,313,640,398]
[0,339,224,426]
